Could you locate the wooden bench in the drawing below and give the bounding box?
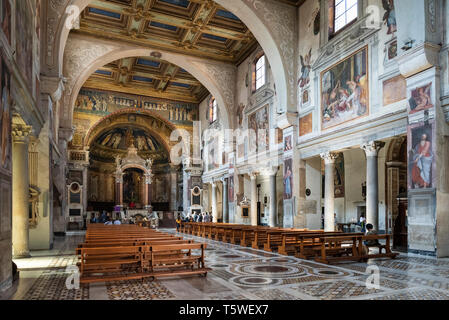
[361,234,399,260]
[313,235,364,264]
[78,225,211,284]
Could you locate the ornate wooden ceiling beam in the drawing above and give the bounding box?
[75,25,236,62]
[98,64,200,86]
[88,0,248,41]
[83,78,200,103]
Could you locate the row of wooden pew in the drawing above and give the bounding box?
[179,222,398,264]
[76,224,210,284]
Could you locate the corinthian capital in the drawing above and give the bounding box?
[11,114,33,143]
[320,152,339,164]
[361,141,386,157]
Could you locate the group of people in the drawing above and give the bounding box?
[175,212,213,231]
[90,211,122,225]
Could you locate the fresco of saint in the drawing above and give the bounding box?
[411,133,433,189]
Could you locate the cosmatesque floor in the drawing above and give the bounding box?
[2,229,449,300]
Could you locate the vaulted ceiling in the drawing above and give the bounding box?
[75,0,259,64]
[84,56,209,103]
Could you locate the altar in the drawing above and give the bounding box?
[114,143,154,211]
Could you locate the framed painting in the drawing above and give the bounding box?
[321,46,369,130]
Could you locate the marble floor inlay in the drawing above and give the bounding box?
[3,229,449,300]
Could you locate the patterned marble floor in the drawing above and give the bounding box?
[2,229,449,300]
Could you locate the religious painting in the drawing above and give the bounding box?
[207,137,219,171]
[382,0,397,35]
[302,89,310,106]
[236,103,245,128]
[123,168,143,204]
[228,175,234,202]
[0,0,11,45]
[16,0,33,92]
[299,113,313,137]
[248,105,269,153]
[383,75,406,106]
[408,122,434,190]
[408,83,433,114]
[283,158,293,200]
[334,153,345,198]
[284,135,292,152]
[0,51,11,172]
[298,49,312,89]
[321,47,369,130]
[387,40,397,60]
[75,88,198,124]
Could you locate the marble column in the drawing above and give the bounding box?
[250,172,258,226]
[170,165,179,212]
[320,152,338,232]
[211,181,218,222]
[362,141,385,232]
[268,168,278,228]
[221,177,228,223]
[115,173,123,209]
[144,173,153,209]
[12,122,32,258]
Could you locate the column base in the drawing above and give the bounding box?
[13,252,31,259]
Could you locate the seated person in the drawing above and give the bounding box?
[99,211,108,223]
[364,223,380,246]
[113,219,121,225]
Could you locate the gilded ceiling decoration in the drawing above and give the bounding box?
[76,0,259,64]
[83,56,209,103]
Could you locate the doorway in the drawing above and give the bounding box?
[385,137,408,250]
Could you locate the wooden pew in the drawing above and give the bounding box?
[313,235,364,264]
[361,234,398,260]
[78,225,211,284]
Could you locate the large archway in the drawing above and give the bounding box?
[49,0,296,122]
[61,33,233,131]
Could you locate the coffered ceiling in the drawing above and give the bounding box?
[83,56,209,103]
[76,0,259,64]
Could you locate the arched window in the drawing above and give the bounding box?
[329,0,358,37]
[208,98,218,124]
[254,54,266,91]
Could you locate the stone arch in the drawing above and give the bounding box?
[51,0,296,123]
[62,34,232,131]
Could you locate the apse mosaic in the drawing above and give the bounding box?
[75,88,198,125]
[95,127,162,152]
